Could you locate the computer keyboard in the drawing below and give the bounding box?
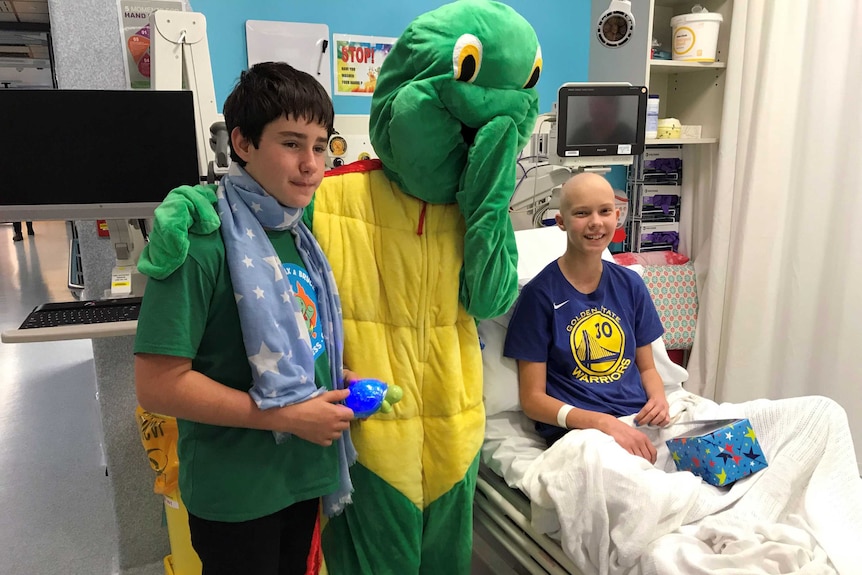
[19,297,142,329]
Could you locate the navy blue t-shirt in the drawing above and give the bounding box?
[503,260,664,439]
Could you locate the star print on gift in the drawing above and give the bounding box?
[666,418,769,487]
[716,451,733,463]
[744,447,762,461]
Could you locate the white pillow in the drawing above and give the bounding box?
[481,226,688,416]
[479,319,522,415]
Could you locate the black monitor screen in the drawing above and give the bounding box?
[555,84,647,158]
[566,94,640,146]
[0,89,200,220]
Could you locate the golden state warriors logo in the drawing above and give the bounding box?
[567,307,631,383]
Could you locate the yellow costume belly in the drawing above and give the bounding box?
[314,165,483,574]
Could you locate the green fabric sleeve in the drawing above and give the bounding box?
[456,115,520,320]
[137,184,220,280]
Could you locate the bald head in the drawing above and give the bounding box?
[559,172,615,214]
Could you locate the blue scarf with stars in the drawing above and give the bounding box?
[218,164,355,516]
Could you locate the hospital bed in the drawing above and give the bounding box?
[474,225,689,575]
[476,325,688,575]
[474,227,862,575]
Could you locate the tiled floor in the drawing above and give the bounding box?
[0,221,515,575]
[0,221,163,575]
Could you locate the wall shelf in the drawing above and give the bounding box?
[649,60,727,73]
[646,138,718,145]
[656,0,708,7]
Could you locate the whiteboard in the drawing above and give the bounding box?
[246,20,332,96]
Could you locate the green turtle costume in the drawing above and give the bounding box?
[314,2,539,573]
[137,1,541,573]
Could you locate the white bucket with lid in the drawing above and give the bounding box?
[671,6,723,62]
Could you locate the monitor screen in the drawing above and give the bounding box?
[0,89,201,221]
[555,84,647,159]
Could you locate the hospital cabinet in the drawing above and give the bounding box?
[633,0,734,262]
[645,0,733,144]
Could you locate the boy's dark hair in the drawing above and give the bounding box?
[223,61,335,167]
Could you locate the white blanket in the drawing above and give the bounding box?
[519,392,862,575]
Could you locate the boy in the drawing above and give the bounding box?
[504,172,669,464]
[134,62,355,575]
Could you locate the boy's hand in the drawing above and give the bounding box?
[273,389,354,446]
[635,395,670,428]
[601,416,657,464]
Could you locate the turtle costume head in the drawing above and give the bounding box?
[370,0,541,318]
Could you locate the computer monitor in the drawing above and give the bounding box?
[550,83,647,168]
[0,89,201,222]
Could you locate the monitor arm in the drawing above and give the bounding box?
[106,11,228,297]
[149,10,229,180]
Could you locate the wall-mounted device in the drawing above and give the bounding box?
[325,115,378,170]
[510,83,647,225]
[549,82,648,169]
[596,0,636,48]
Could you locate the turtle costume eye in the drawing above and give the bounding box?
[524,46,543,89]
[370,0,542,319]
[453,34,483,83]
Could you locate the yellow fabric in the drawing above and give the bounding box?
[314,168,484,508]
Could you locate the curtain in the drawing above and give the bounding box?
[686,0,862,467]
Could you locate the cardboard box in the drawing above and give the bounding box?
[637,184,681,221]
[633,221,680,252]
[666,418,768,487]
[642,147,683,184]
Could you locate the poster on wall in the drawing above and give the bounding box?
[117,0,187,89]
[332,34,396,97]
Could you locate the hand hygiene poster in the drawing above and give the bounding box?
[117,0,186,89]
[332,34,396,96]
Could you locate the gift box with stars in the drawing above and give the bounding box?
[666,418,768,487]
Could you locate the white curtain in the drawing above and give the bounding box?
[687,0,862,466]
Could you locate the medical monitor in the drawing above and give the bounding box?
[552,83,647,164]
[0,89,201,221]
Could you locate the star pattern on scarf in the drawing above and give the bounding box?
[279,212,294,229]
[249,341,284,376]
[263,256,284,281]
[216,165,352,516]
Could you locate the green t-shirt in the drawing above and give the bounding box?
[134,228,339,522]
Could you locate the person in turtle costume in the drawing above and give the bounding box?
[137,1,542,572]
[313,2,541,572]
